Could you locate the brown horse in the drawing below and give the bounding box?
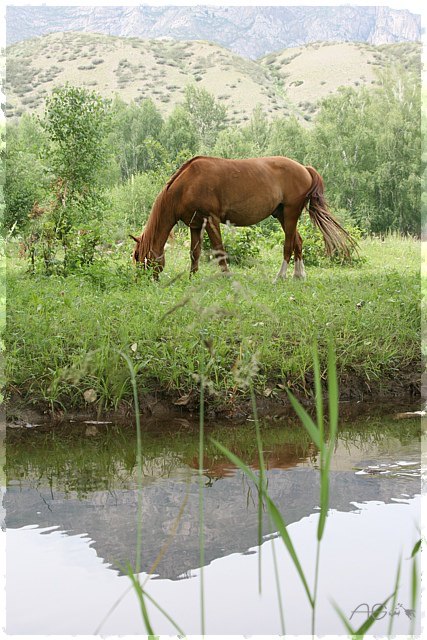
[130,155,356,279]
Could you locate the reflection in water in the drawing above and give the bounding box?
[6,416,420,580]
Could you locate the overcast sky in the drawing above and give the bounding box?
[3,0,424,13]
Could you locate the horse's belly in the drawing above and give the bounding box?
[222,197,278,226]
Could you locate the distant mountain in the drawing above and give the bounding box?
[5,31,420,123]
[6,5,421,59]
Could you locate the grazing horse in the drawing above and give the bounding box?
[130,155,356,279]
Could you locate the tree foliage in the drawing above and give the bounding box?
[310,67,421,235]
[5,67,421,269]
[183,85,227,152]
[43,84,111,196]
[109,97,165,180]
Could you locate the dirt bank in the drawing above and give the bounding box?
[6,364,421,428]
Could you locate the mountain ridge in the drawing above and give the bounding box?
[6,5,421,59]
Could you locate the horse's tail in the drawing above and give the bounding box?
[304,166,358,258]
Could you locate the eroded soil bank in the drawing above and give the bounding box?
[7,362,421,428]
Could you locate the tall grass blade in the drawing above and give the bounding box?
[119,351,143,574]
[125,563,155,636]
[311,539,321,636]
[410,538,421,557]
[410,553,418,635]
[249,383,265,594]
[317,469,329,542]
[198,347,206,636]
[387,555,401,637]
[286,390,321,450]
[312,341,324,442]
[95,487,189,635]
[211,439,314,608]
[352,594,393,637]
[265,498,314,608]
[331,601,355,635]
[269,527,286,635]
[142,590,187,638]
[333,593,393,638]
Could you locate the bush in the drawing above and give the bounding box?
[106,171,167,240]
[203,224,262,266]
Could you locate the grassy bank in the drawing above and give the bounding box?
[6,234,420,414]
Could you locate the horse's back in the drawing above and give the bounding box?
[175,155,310,188]
[169,155,313,224]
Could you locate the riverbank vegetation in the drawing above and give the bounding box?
[6,233,420,414]
[4,57,421,414]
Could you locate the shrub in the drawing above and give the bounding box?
[107,171,166,239]
[203,224,262,266]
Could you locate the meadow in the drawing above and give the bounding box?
[6,233,420,415]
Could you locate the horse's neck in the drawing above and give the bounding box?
[148,197,175,255]
[152,222,174,255]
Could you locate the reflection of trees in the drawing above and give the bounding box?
[7,413,419,491]
[6,418,420,581]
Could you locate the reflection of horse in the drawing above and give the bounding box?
[130,155,356,279]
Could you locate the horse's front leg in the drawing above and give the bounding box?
[206,217,229,272]
[190,226,203,276]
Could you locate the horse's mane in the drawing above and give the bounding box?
[138,189,166,261]
[165,155,204,190]
[138,156,203,261]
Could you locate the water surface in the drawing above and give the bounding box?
[6,409,421,635]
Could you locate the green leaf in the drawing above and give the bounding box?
[317,466,329,541]
[387,556,401,637]
[410,538,421,557]
[124,563,155,636]
[354,594,393,637]
[312,341,324,441]
[331,600,355,635]
[286,390,322,450]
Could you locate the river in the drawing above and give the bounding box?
[5,408,421,635]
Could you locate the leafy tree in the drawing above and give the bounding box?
[183,85,227,152]
[161,106,199,161]
[246,105,270,155]
[43,84,111,198]
[4,115,49,232]
[310,67,421,235]
[213,127,255,158]
[267,115,309,163]
[213,107,270,158]
[109,97,165,179]
[25,84,113,273]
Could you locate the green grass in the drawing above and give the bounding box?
[5,234,420,412]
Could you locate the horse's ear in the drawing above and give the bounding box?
[129,234,140,243]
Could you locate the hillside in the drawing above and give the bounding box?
[5,32,290,125]
[6,5,421,59]
[5,33,421,124]
[260,40,421,119]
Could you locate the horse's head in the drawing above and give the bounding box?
[130,234,141,263]
[129,233,165,277]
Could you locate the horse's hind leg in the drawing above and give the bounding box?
[274,208,299,282]
[293,230,306,279]
[206,217,229,272]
